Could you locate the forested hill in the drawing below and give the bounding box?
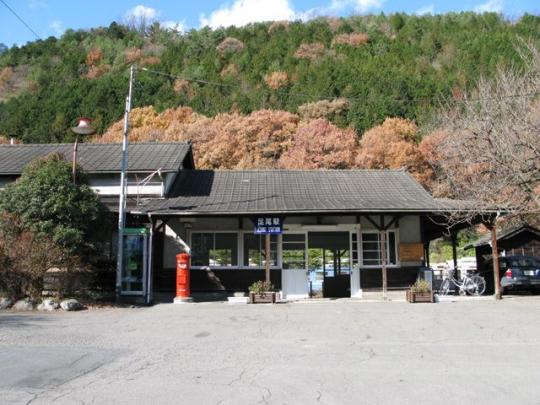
[1,12,539,143]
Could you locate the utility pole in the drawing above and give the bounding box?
[116,65,136,301]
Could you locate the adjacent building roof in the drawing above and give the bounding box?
[137,169,452,216]
[465,225,540,249]
[0,142,193,174]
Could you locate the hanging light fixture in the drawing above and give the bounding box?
[71,117,96,184]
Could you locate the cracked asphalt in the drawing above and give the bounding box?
[1,297,540,405]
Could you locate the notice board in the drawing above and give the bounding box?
[399,243,424,262]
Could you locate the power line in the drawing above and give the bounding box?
[0,0,41,40]
[140,66,540,106]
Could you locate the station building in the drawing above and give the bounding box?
[0,142,489,302]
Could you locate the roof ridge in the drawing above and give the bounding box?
[182,168,408,173]
[0,142,190,147]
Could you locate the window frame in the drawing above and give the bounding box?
[189,231,240,269]
[282,232,308,270]
[243,232,280,269]
[189,230,282,270]
[359,229,400,268]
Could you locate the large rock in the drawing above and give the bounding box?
[60,299,84,311]
[37,298,60,311]
[0,297,13,310]
[13,298,34,311]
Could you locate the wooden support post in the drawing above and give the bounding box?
[451,233,458,276]
[265,233,271,284]
[381,230,387,300]
[491,226,502,300]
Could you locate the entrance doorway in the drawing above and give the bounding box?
[308,232,351,298]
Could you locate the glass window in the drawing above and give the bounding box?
[191,233,238,267]
[361,231,397,266]
[283,234,306,269]
[121,234,145,292]
[243,234,277,267]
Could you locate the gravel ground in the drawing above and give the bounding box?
[1,297,540,405]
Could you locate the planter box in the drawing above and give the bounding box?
[249,292,276,304]
[406,290,434,303]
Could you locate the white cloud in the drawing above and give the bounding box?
[474,0,504,13]
[305,0,383,16]
[49,20,64,36]
[415,4,435,15]
[354,0,383,13]
[161,20,186,32]
[28,0,48,9]
[125,5,159,21]
[200,0,296,28]
[124,5,184,31]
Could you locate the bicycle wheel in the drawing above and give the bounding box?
[468,275,486,296]
[439,278,451,295]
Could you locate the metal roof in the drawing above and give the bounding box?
[0,142,193,174]
[138,169,452,216]
[465,225,540,249]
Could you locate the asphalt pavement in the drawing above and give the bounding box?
[1,297,540,404]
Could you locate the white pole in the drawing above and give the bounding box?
[116,65,135,300]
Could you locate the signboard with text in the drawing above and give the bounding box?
[399,243,424,262]
[254,217,282,234]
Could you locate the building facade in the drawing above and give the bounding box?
[0,142,486,302]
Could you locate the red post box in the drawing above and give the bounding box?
[175,253,191,299]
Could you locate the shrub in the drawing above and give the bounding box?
[298,98,349,120]
[264,71,289,89]
[85,64,110,79]
[294,42,326,60]
[216,37,245,56]
[124,47,142,64]
[410,278,431,293]
[220,63,238,78]
[142,56,161,66]
[0,66,14,87]
[85,48,103,66]
[268,21,289,34]
[249,280,274,294]
[0,153,107,255]
[0,213,71,300]
[332,33,369,47]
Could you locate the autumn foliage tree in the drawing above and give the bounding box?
[94,106,363,170]
[355,118,434,186]
[279,119,357,169]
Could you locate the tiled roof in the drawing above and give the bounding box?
[138,169,449,215]
[465,225,540,249]
[0,143,193,174]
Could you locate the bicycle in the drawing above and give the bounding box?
[438,269,486,296]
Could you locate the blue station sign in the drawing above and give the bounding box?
[254,216,282,234]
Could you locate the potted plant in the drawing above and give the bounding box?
[406,278,434,303]
[249,281,276,304]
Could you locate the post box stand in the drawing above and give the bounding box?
[173,253,193,303]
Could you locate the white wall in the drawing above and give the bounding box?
[161,214,424,269]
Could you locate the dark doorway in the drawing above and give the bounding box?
[308,232,351,298]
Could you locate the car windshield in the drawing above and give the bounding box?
[507,257,540,268]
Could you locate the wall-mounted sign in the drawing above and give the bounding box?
[254,217,282,234]
[399,243,424,262]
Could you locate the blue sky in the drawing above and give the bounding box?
[1,0,539,46]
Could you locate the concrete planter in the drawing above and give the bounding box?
[406,290,434,303]
[249,292,276,304]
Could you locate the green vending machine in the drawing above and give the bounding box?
[120,227,152,303]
